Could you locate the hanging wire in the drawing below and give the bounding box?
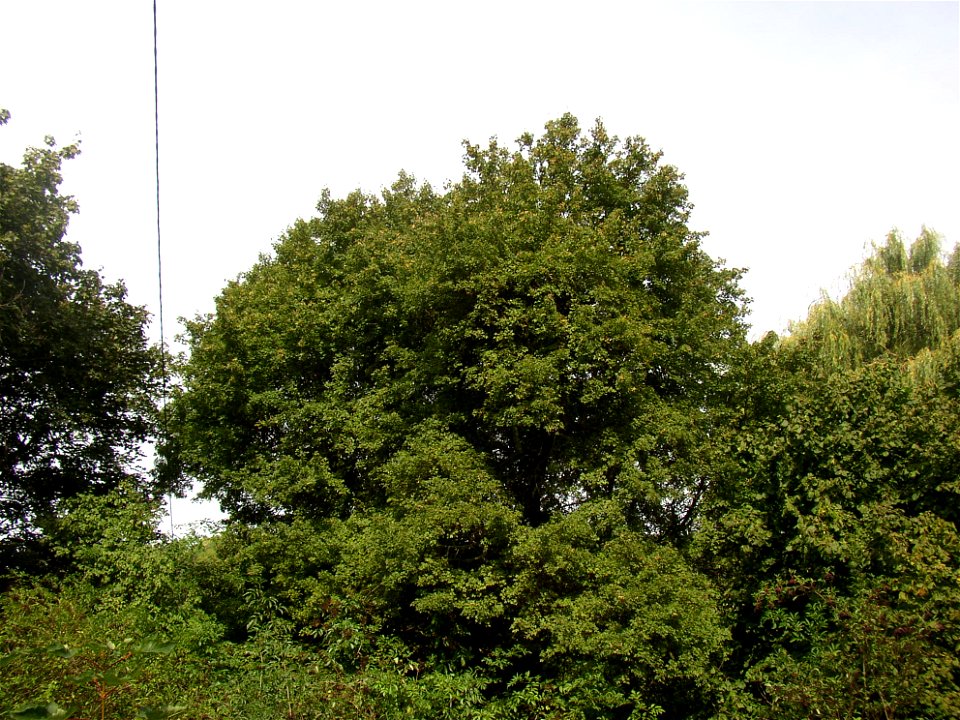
[152,0,172,536]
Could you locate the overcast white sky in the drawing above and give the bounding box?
[3,1,958,530]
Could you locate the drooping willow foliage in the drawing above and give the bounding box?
[786,228,960,374]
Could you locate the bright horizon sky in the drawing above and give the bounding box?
[3,1,958,531]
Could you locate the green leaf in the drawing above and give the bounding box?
[10,703,69,719]
[134,639,176,654]
[136,705,188,720]
[42,643,76,659]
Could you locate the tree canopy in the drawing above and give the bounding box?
[169,114,747,539]
[0,111,162,565]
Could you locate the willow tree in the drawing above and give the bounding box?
[785,228,960,372]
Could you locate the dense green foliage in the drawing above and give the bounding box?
[700,230,960,717]
[0,111,163,571]
[2,115,958,719]
[159,115,746,716]
[167,114,745,539]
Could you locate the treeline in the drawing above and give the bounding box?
[1,112,958,719]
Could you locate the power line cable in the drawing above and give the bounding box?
[152,0,172,536]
